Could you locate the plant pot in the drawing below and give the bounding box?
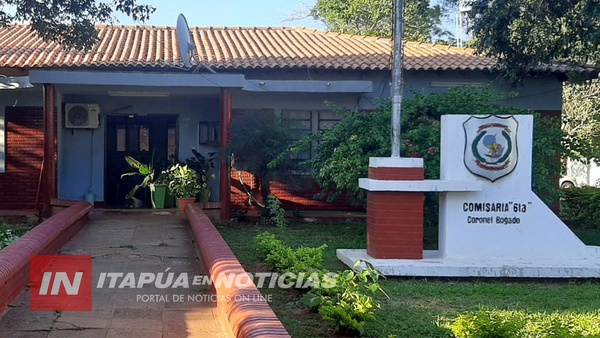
[177,197,196,214]
[164,189,175,208]
[197,188,211,203]
[153,184,167,209]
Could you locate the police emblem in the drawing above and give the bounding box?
[463,115,518,182]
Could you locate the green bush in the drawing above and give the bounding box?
[254,232,284,256]
[451,310,525,338]
[0,221,35,250]
[254,232,386,334]
[261,195,288,228]
[560,187,600,228]
[449,309,600,338]
[0,229,20,250]
[253,232,327,276]
[303,261,387,335]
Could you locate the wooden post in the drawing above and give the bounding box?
[219,89,232,222]
[43,84,57,217]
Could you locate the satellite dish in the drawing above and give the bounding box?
[176,14,216,73]
[176,14,194,68]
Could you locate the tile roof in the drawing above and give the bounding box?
[0,25,588,73]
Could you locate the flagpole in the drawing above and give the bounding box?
[391,0,404,157]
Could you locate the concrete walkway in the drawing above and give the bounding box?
[0,210,228,338]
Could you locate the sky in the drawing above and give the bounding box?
[115,0,326,29]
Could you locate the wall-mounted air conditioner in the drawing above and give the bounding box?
[64,103,100,128]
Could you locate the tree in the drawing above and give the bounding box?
[229,112,301,206]
[0,0,154,50]
[562,79,600,162]
[463,0,600,82]
[310,0,450,42]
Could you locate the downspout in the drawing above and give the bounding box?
[42,84,57,217]
[219,89,232,221]
[35,159,44,220]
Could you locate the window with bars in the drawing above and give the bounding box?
[281,110,344,159]
[281,110,312,160]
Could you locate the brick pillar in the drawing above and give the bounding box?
[366,158,424,259]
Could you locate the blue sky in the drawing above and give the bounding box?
[115,0,326,29]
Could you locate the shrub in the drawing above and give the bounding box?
[254,233,387,334]
[0,229,20,250]
[449,309,600,338]
[253,232,326,275]
[560,187,600,228]
[262,195,288,228]
[229,113,301,204]
[254,232,284,256]
[451,310,525,338]
[0,221,35,250]
[303,261,387,335]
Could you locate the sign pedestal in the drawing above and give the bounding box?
[338,114,600,278]
[367,158,424,259]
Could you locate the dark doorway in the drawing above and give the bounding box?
[105,114,178,207]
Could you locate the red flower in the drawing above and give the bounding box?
[428,146,437,155]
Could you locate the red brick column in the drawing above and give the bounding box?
[367,163,424,259]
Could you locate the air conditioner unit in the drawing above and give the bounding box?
[64,103,100,128]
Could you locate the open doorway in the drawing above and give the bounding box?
[105,114,178,207]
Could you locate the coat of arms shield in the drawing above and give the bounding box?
[463,115,518,182]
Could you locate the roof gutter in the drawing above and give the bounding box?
[29,70,246,88]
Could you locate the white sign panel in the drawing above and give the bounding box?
[440,114,594,261]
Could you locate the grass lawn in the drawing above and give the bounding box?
[218,221,600,337]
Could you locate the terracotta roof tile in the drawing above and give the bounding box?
[0,25,590,73]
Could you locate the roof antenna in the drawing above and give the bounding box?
[176,14,216,74]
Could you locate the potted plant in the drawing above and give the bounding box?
[153,172,169,209]
[185,149,216,202]
[121,155,157,208]
[166,164,202,213]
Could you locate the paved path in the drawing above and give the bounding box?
[0,210,227,338]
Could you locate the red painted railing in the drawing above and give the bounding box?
[186,204,290,338]
[0,201,92,314]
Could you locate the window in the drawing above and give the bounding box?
[281,110,344,159]
[198,122,219,146]
[139,126,150,151]
[318,111,344,131]
[115,124,151,152]
[0,112,4,173]
[116,126,126,151]
[168,124,177,159]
